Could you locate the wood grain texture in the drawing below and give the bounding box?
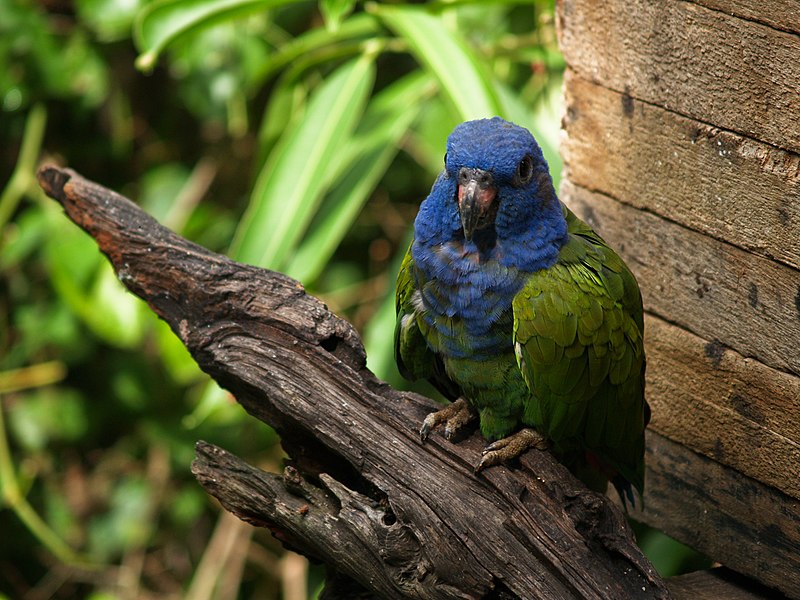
[635,432,800,599]
[198,438,790,600]
[690,0,800,35]
[561,70,800,271]
[36,166,668,600]
[667,567,789,600]
[557,0,800,154]
[644,313,800,499]
[561,180,800,378]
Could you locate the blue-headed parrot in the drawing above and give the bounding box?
[395,117,649,505]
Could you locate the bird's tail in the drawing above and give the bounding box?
[583,450,644,512]
[612,475,644,513]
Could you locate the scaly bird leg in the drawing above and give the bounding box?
[420,398,477,442]
[475,428,550,473]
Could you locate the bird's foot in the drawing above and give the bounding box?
[475,428,550,473]
[420,398,477,442]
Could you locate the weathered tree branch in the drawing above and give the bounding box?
[37,166,669,599]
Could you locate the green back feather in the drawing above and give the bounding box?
[513,206,647,496]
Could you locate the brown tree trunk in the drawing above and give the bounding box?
[37,166,669,600]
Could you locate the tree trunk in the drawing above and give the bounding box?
[37,166,669,600]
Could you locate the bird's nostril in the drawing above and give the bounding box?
[458,168,492,187]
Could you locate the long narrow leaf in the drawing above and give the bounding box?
[44,216,145,349]
[0,104,47,231]
[230,54,375,268]
[255,76,309,170]
[286,71,434,283]
[319,0,357,32]
[134,0,288,71]
[374,5,503,121]
[252,13,379,86]
[362,229,414,382]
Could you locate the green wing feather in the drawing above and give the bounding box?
[513,206,647,496]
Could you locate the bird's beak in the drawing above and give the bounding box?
[457,168,497,241]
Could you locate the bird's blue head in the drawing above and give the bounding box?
[414,117,568,272]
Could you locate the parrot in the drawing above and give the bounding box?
[394,117,649,506]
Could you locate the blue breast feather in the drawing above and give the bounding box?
[409,117,569,361]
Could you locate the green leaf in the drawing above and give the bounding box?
[319,0,356,32]
[255,77,309,169]
[363,286,399,382]
[286,71,433,283]
[8,388,88,451]
[253,13,378,86]
[407,96,460,173]
[182,381,242,429]
[76,0,145,42]
[138,163,192,225]
[88,475,154,559]
[0,205,48,271]
[154,318,204,386]
[374,5,503,121]
[44,215,145,349]
[230,54,376,269]
[88,264,147,348]
[134,0,288,71]
[0,103,47,231]
[363,233,413,382]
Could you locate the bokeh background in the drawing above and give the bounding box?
[1,1,707,597]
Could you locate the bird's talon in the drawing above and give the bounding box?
[481,439,505,454]
[475,428,548,471]
[419,414,438,442]
[475,458,487,473]
[418,398,476,443]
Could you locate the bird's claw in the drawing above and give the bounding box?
[419,398,476,443]
[443,423,459,441]
[475,428,549,473]
[419,414,437,442]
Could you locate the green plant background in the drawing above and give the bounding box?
[0,0,707,597]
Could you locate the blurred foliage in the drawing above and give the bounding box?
[0,0,702,597]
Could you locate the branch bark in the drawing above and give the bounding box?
[37,166,669,600]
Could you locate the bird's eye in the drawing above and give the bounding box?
[515,155,534,186]
[443,152,448,165]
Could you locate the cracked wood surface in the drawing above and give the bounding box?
[560,71,800,272]
[37,165,668,600]
[557,0,800,154]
